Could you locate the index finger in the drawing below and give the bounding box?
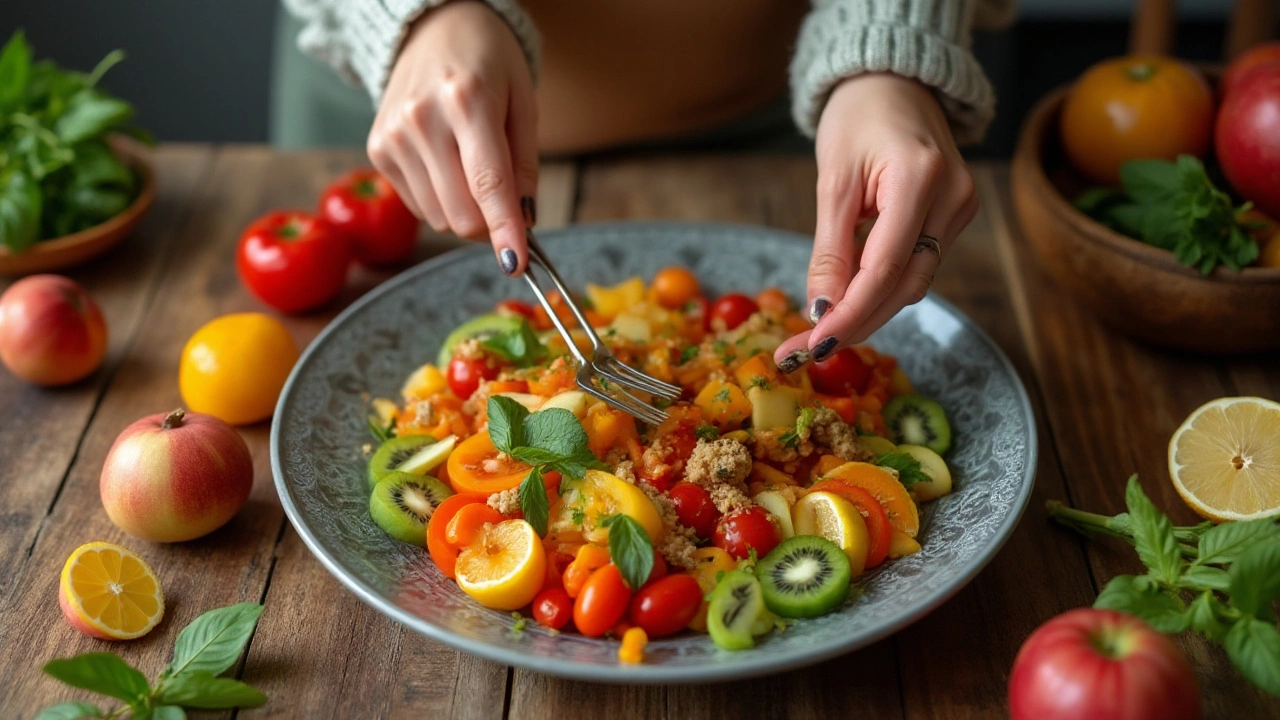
[454,107,528,275]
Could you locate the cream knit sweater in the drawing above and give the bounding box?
[283,0,1014,145]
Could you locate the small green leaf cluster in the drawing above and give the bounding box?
[481,321,547,367]
[779,407,816,449]
[874,451,930,488]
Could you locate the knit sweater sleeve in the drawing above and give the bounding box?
[790,0,1006,145]
[281,0,540,103]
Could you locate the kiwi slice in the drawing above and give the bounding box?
[369,472,453,545]
[707,570,770,651]
[882,394,952,456]
[436,313,522,367]
[368,435,437,489]
[755,536,852,618]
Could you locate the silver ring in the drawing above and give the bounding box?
[913,235,941,256]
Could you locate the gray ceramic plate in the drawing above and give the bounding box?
[271,222,1037,684]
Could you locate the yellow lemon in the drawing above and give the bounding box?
[179,313,298,425]
[792,491,870,574]
[557,469,665,544]
[1169,397,1280,522]
[59,542,164,640]
[456,519,547,611]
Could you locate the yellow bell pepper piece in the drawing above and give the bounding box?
[586,277,645,321]
[694,379,752,430]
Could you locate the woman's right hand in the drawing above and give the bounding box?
[368,0,537,275]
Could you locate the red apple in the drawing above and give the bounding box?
[100,408,253,542]
[1009,608,1201,720]
[0,274,108,386]
[1216,64,1280,218]
[1221,42,1280,98]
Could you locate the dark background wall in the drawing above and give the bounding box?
[1,1,1255,158]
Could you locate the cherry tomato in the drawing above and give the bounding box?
[318,169,418,267]
[809,480,892,569]
[713,507,780,560]
[646,552,669,586]
[754,287,792,316]
[684,296,712,332]
[532,588,574,630]
[495,299,537,320]
[668,483,720,540]
[628,574,704,638]
[709,294,759,331]
[651,267,701,309]
[573,564,632,637]
[444,503,506,549]
[426,494,488,579]
[236,210,351,314]
[446,355,499,399]
[807,348,874,396]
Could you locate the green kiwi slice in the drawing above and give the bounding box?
[882,394,952,456]
[707,570,770,650]
[368,435,437,489]
[368,472,453,545]
[755,536,852,618]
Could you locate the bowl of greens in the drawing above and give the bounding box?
[0,31,155,276]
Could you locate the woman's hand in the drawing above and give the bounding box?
[774,74,977,372]
[368,0,537,275]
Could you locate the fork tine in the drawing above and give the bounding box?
[521,264,590,367]
[577,379,668,425]
[600,358,683,398]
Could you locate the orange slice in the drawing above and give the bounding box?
[1168,397,1280,522]
[59,542,164,640]
[824,461,921,537]
[455,519,547,611]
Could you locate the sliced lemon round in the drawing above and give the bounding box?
[791,491,870,574]
[59,542,164,640]
[455,519,547,611]
[1169,396,1280,522]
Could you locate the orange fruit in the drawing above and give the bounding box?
[179,312,298,425]
[824,461,921,537]
[455,519,547,610]
[59,542,164,640]
[1168,397,1280,522]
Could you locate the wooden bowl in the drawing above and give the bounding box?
[0,138,156,276]
[1010,87,1280,355]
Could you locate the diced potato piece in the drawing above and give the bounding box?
[747,386,799,431]
[542,390,589,417]
[401,363,447,400]
[587,277,646,321]
[753,490,796,539]
[497,392,544,412]
[737,332,783,358]
[733,354,778,390]
[694,380,752,430]
[610,314,652,343]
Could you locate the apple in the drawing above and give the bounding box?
[0,274,107,386]
[1221,42,1280,98]
[100,408,253,542]
[1215,64,1280,218]
[1009,608,1201,720]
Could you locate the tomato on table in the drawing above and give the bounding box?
[446,354,499,399]
[709,294,759,331]
[668,483,720,540]
[628,574,703,638]
[495,299,538,321]
[446,433,534,495]
[426,493,489,579]
[236,210,351,314]
[573,564,632,637]
[318,169,418,266]
[651,267,701,309]
[533,587,574,630]
[809,480,893,568]
[713,507,780,560]
[807,347,874,396]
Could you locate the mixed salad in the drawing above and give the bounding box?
[361,267,955,661]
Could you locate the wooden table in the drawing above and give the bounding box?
[2,146,1277,719]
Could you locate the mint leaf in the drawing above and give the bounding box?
[1120,158,1180,203]
[1228,540,1280,617]
[55,89,133,144]
[482,321,547,367]
[519,467,549,536]
[163,603,264,679]
[0,169,42,253]
[602,514,654,590]
[509,446,566,466]
[875,452,930,488]
[1124,477,1182,586]
[135,708,186,720]
[34,702,103,720]
[1197,517,1280,566]
[523,408,589,459]
[1094,575,1189,633]
[1179,565,1231,591]
[43,653,149,707]
[0,30,32,111]
[157,671,267,709]
[1224,619,1280,696]
[486,396,529,454]
[1188,591,1231,643]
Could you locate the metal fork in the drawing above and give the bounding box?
[518,233,682,425]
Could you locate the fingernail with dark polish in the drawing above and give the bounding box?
[812,336,838,362]
[499,248,518,276]
[776,349,812,374]
[520,196,537,227]
[808,297,831,325]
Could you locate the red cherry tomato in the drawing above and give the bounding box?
[628,574,704,638]
[495,299,538,320]
[684,296,712,332]
[668,483,720,540]
[532,587,574,630]
[709,294,759,331]
[809,480,892,569]
[236,210,351,314]
[573,564,632,637]
[446,355,499,399]
[713,507,780,560]
[646,552,668,586]
[318,169,419,267]
[807,348,874,396]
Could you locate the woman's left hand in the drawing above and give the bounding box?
[773,73,977,373]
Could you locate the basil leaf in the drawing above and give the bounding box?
[55,89,133,144]
[1179,565,1231,592]
[33,702,103,720]
[481,321,547,367]
[1124,477,1182,586]
[1094,575,1189,633]
[602,514,653,590]
[1188,591,1231,643]
[523,407,590,460]
[157,671,267,709]
[163,603,264,679]
[486,396,529,454]
[0,169,42,252]
[519,467,549,536]
[134,708,186,720]
[1224,618,1280,696]
[0,30,32,111]
[1120,159,1181,203]
[43,653,149,707]
[1228,541,1280,617]
[1197,518,1280,566]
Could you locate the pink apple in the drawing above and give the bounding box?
[0,274,108,386]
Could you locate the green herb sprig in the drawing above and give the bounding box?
[487,396,606,536]
[601,514,654,590]
[780,407,816,449]
[481,321,547,368]
[874,451,930,487]
[37,603,267,719]
[1049,476,1280,695]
